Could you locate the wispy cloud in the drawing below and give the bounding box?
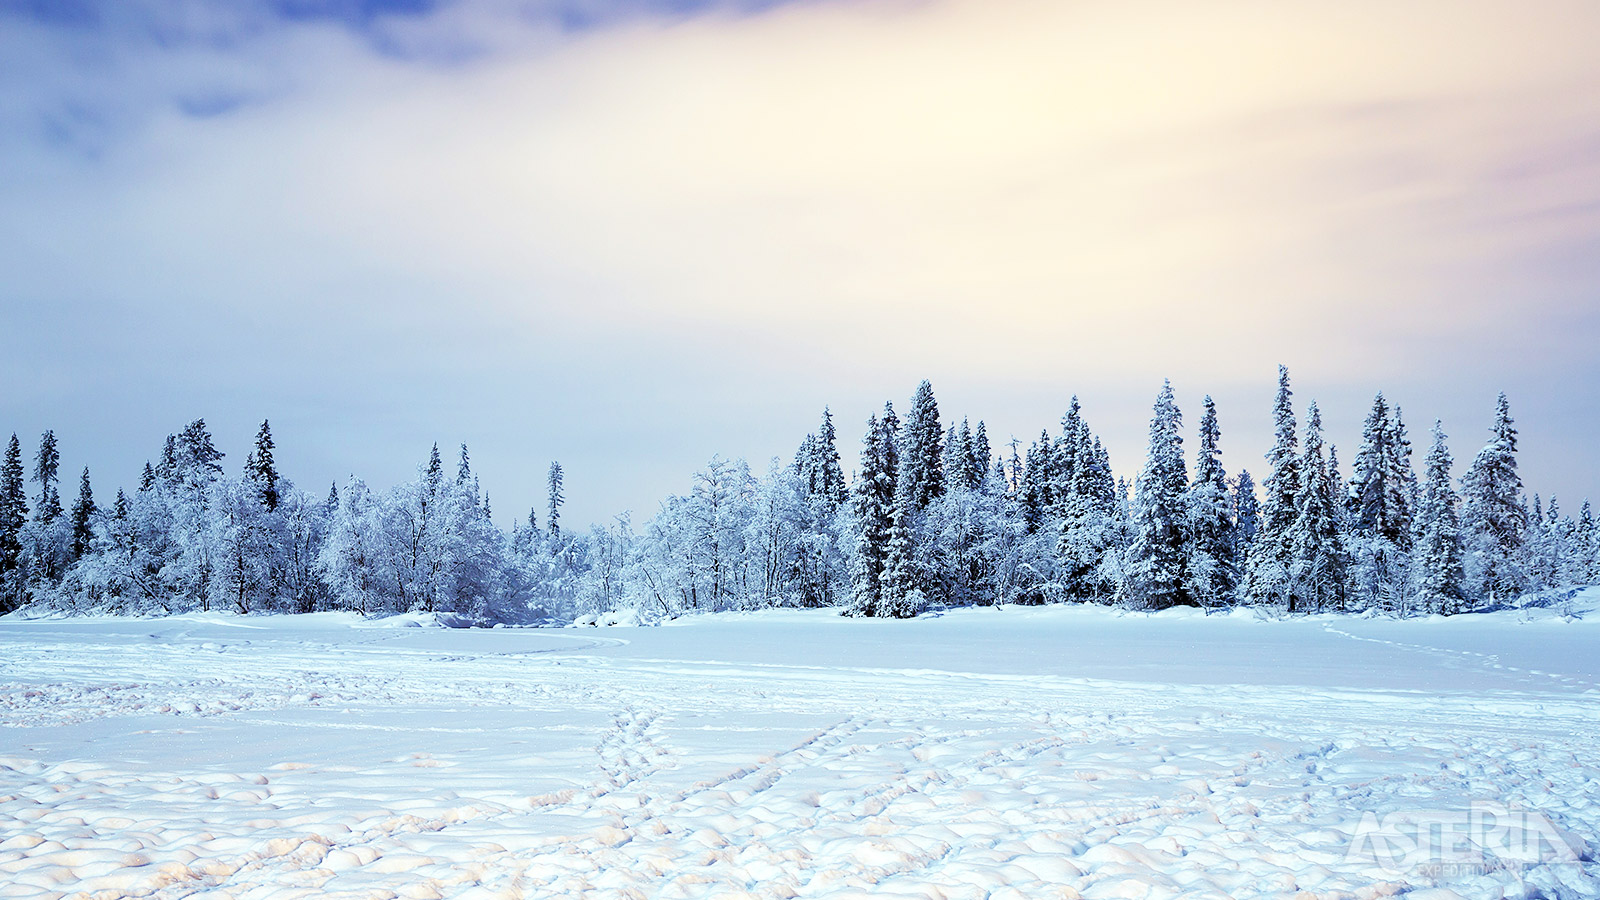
[3,0,1599,521]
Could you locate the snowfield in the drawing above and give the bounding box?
[3,598,1599,900]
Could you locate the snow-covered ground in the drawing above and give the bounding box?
[3,597,1598,899]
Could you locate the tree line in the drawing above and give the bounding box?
[2,367,1592,621]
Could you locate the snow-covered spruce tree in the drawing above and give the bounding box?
[0,435,28,612]
[1232,469,1259,556]
[789,409,850,606]
[899,380,945,512]
[877,467,926,618]
[1286,403,1348,613]
[1243,366,1299,608]
[24,430,71,591]
[1184,396,1237,607]
[245,420,280,511]
[847,405,899,616]
[1058,416,1119,604]
[1122,381,1192,610]
[970,421,991,491]
[1412,421,1465,615]
[69,468,95,561]
[1574,501,1599,586]
[1346,393,1416,612]
[1460,393,1527,607]
[1019,431,1054,534]
[547,461,564,541]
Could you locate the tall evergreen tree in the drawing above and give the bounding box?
[1124,381,1191,609]
[547,462,564,541]
[1184,395,1237,606]
[70,468,95,561]
[1414,421,1466,614]
[1287,402,1347,613]
[878,467,924,617]
[246,420,280,510]
[970,421,991,492]
[849,405,899,616]
[1233,469,1259,554]
[1460,393,1527,605]
[1243,366,1299,607]
[899,380,944,511]
[33,430,61,524]
[0,435,27,612]
[457,443,473,484]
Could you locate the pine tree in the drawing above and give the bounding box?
[326,482,339,515]
[70,468,95,560]
[1243,365,1299,607]
[140,462,157,493]
[899,380,944,511]
[1460,393,1527,606]
[457,443,472,484]
[1414,421,1465,615]
[547,462,564,541]
[1184,395,1237,606]
[1287,402,1347,613]
[246,420,280,510]
[1020,431,1053,533]
[1124,381,1191,609]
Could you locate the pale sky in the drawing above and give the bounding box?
[3,0,1598,525]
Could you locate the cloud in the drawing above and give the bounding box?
[3,0,1600,521]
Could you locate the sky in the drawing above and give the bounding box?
[2,0,1599,527]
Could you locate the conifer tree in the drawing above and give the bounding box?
[1460,393,1527,605]
[849,405,899,616]
[0,435,27,612]
[878,469,924,617]
[33,430,62,523]
[970,421,991,491]
[1287,402,1347,613]
[899,380,944,511]
[1414,421,1466,614]
[246,420,280,510]
[70,468,95,561]
[1243,366,1299,607]
[457,444,473,484]
[1233,470,1259,553]
[1184,395,1237,606]
[547,462,564,541]
[1124,381,1191,609]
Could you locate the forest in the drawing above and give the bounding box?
[1,366,1590,622]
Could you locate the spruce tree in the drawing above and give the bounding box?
[1184,395,1237,606]
[815,407,846,508]
[899,380,944,511]
[878,467,924,617]
[0,436,28,612]
[1460,393,1527,605]
[970,421,991,492]
[1124,381,1191,609]
[1243,365,1299,607]
[70,468,95,561]
[849,405,899,616]
[1414,421,1466,614]
[1233,470,1259,553]
[458,443,473,484]
[33,430,61,524]
[246,420,280,510]
[1287,402,1347,613]
[547,462,564,540]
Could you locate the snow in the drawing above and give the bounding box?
[3,596,1598,898]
